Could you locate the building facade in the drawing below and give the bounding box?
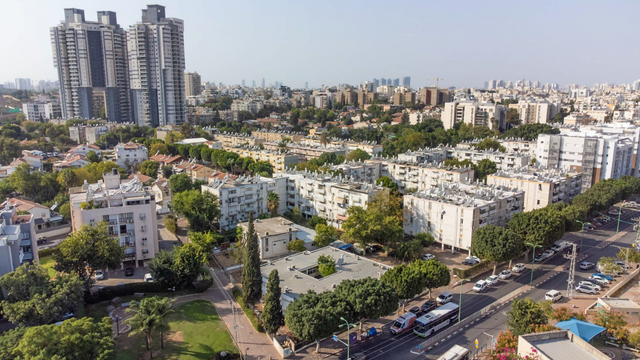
[238,217,297,259]
[0,204,38,277]
[441,101,506,130]
[114,142,149,168]
[224,146,299,173]
[184,71,202,97]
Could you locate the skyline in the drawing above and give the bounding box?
[1,0,639,89]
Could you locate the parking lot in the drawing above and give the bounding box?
[92,266,151,287]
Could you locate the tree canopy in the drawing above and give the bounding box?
[471,225,523,274]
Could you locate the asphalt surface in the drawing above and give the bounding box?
[335,209,640,360]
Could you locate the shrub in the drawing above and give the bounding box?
[231,286,263,332]
[164,215,177,234]
[414,232,434,247]
[452,260,498,280]
[38,247,58,258]
[194,269,213,293]
[84,282,166,304]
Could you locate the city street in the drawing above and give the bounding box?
[331,209,639,360]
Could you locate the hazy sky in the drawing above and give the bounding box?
[1,0,639,89]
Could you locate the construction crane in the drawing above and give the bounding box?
[430,77,444,90]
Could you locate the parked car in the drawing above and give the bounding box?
[390,312,417,334]
[421,300,437,313]
[545,290,562,302]
[576,284,597,294]
[95,270,105,280]
[512,263,526,273]
[589,276,610,285]
[36,236,47,244]
[485,275,499,286]
[124,267,134,276]
[593,273,614,281]
[534,253,545,262]
[609,209,623,216]
[473,280,487,292]
[144,273,153,282]
[499,270,512,280]
[580,262,595,270]
[615,261,628,272]
[436,291,453,305]
[409,306,422,316]
[578,281,601,291]
[543,250,555,258]
[422,254,436,261]
[462,256,481,266]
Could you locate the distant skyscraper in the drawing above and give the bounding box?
[305,82,308,89]
[14,78,32,90]
[128,5,185,126]
[387,78,392,86]
[393,78,400,86]
[252,80,256,88]
[484,81,489,89]
[373,78,380,87]
[242,79,245,87]
[51,8,131,121]
[262,78,265,88]
[381,78,387,86]
[403,76,411,87]
[184,72,201,96]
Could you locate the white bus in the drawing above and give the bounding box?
[436,344,470,360]
[413,302,459,337]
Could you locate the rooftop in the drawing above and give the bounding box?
[238,217,296,237]
[520,330,608,360]
[407,181,523,207]
[366,156,473,173]
[175,138,209,145]
[597,297,640,310]
[204,173,270,190]
[260,246,391,300]
[489,166,582,183]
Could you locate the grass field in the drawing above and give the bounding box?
[39,255,57,278]
[115,300,237,360]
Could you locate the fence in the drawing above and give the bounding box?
[605,267,640,297]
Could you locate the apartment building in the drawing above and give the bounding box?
[0,202,38,277]
[69,124,120,144]
[302,138,383,156]
[53,155,90,171]
[577,123,640,176]
[224,146,299,173]
[497,139,538,157]
[69,170,159,268]
[441,100,506,130]
[184,71,202,97]
[151,179,171,214]
[393,91,416,105]
[486,168,583,212]
[276,170,382,229]
[357,90,377,108]
[448,147,531,170]
[114,142,148,168]
[238,217,297,259]
[333,90,357,107]
[404,182,524,253]
[262,142,346,162]
[252,130,304,143]
[536,133,634,189]
[22,101,55,121]
[419,87,451,106]
[230,100,263,114]
[517,98,560,124]
[201,173,286,231]
[149,154,183,166]
[69,144,102,157]
[173,161,214,181]
[214,133,265,148]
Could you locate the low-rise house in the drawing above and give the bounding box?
[114,142,149,168]
[595,298,640,324]
[53,155,90,171]
[238,217,297,259]
[518,329,608,360]
[149,154,183,167]
[68,144,102,158]
[0,202,38,277]
[151,179,171,214]
[173,161,214,181]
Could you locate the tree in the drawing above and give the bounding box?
[54,222,125,290]
[169,173,193,194]
[171,190,220,232]
[471,225,523,274]
[506,298,549,336]
[474,159,498,181]
[173,243,205,284]
[163,214,177,233]
[474,138,506,152]
[242,212,262,306]
[189,231,220,262]
[148,250,181,288]
[10,317,115,360]
[267,191,280,216]
[410,259,450,298]
[333,278,398,332]
[493,330,518,354]
[139,160,160,178]
[317,255,336,277]
[552,306,587,322]
[287,239,306,253]
[0,264,83,326]
[401,112,410,124]
[376,176,399,193]
[414,232,434,247]
[87,150,101,163]
[150,296,175,350]
[380,264,423,308]
[345,149,371,162]
[314,224,339,247]
[262,270,285,336]
[395,239,423,262]
[308,215,327,228]
[617,248,640,263]
[161,165,173,178]
[591,309,628,341]
[150,143,169,155]
[508,208,565,255]
[126,298,159,359]
[342,192,404,252]
[598,257,624,275]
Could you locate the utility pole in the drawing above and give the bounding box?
[565,243,577,299]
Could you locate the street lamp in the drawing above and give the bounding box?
[112,315,122,337]
[617,201,627,235]
[453,274,470,323]
[575,220,592,253]
[525,242,543,286]
[339,317,357,360]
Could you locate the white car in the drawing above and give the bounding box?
[144,273,154,282]
[576,285,597,294]
[485,275,499,286]
[95,270,105,281]
[422,254,436,261]
[578,281,601,291]
[473,280,487,292]
[608,209,622,216]
[499,270,513,280]
[512,263,526,273]
[542,250,555,258]
[589,276,610,285]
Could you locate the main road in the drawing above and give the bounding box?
[334,209,639,360]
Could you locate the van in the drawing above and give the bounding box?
[545,290,562,302]
[436,291,453,305]
[390,312,417,334]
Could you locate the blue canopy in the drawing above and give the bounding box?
[555,318,605,342]
[339,244,353,250]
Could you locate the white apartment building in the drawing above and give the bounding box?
[238,217,297,259]
[69,170,159,268]
[441,101,506,130]
[215,133,265,148]
[448,147,531,170]
[275,170,382,229]
[517,98,560,124]
[128,5,186,127]
[114,142,148,168]
[536,133,634,189]
[404,182,524,253]
[0,203,38,277]
[201,173,286,231]
[301,138,383,156]
[262,142,345,162]
[22,102,55,121]
[230,100,263,114]
[578,123,640,176]
[486,168,583,212]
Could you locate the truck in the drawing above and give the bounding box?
[390,312,417,335]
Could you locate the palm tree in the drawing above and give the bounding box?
[320,132,329,147]
[267,192,280,216]
[151,297,175,350]
[126,298,159,359]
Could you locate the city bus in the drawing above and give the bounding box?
[436,344,470,360]
[413,302,459,337]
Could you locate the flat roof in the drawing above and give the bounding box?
[598,297,640,309]
[290,223,316,244]
[239,217,297,237]
[532,338,601,360]
[260,246,391,300]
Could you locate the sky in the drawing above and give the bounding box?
[1,0,639,89]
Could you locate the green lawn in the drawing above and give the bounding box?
[115,300,237,360]
[39,255,57,278]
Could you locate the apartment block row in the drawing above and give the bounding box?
[261,142,346,162]
[223,146,299,173]
[395,147,531,171]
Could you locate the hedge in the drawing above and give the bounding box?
[231,286,264,332]
[194,268,214,293]
[84,281,166,304]
[452,260,504,280]
[38,247,58,258]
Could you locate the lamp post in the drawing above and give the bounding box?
[525,242,543,286]
[617,201,626,235]
[575,220,592,253]
[112,315,122,336]
[339,317,357,360]
[453,274,470,323]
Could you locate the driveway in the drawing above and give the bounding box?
[93,266,151,287]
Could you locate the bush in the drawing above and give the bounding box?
[414,232,434,247]
[452,260,499,280]
[38,247,58,258]
[194,269,213,293]
[84,281,166,304]
[164,215,177,234]
[231,286,264,332]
